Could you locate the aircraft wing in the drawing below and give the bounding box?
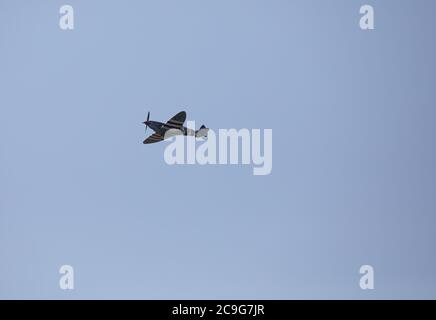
[163,111,186,130]
[143,133,164,144]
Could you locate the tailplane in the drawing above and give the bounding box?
[195,125,209,138]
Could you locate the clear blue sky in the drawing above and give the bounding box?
[1,0,435,299]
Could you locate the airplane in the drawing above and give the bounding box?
[142,111,209,144]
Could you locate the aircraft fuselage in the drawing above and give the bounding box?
[145,120,193,137]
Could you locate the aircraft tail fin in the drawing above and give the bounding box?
[195,125,209,138]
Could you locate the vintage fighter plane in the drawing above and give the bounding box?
[142,111,209,144]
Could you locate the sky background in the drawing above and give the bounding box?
[1,0,435,299]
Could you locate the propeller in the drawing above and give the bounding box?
[143,111,150,134]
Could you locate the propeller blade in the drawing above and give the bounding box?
[144,111,150,134]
